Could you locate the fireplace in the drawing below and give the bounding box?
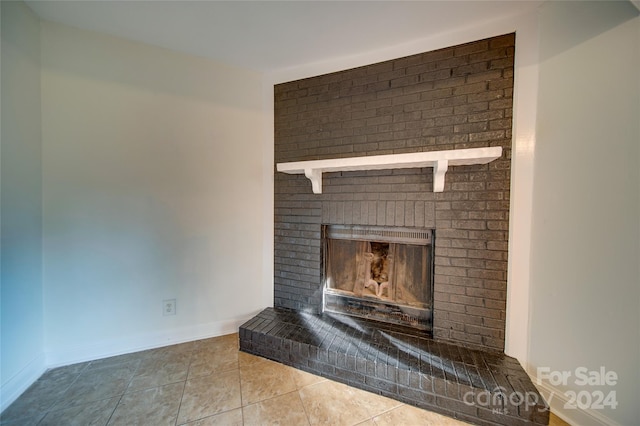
[271,32,515,351]
[322,224,434,332]
[241,33,549,426]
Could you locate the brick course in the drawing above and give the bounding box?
[274,34,514,351]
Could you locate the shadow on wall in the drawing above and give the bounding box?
[40,20,263,110]
[537,1,639,62]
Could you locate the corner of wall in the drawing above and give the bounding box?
[504,8,540,369]
[262,73,275,309]
[1,0,45,411]
[0,354,47,413]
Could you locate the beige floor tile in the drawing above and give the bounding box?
[41,362,90,382]
[39,397,119,426]
[298,380,401,426]
[86,352,145,372]
[188,344,238,380]
[0,414,47,425]
[239,357,297,405]
[354,420,376,426]
[195,333,239,352]
[549,412,571,426]
[238,351,267,367]
[242,391,310,426]
[146,341,196,360]
[177,369,242,424]
[372,404,470,425]
[286,365,327,389]
[127,352,191,392]
[108,382,184,425]
[0,364,84,422]
[180,408,243,426]
[0,399,44,424]
[53,361,138,409]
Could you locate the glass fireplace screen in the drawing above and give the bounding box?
[322,225,434,332]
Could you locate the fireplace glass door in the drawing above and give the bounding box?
[323,225,434,332]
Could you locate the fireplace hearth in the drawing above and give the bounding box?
[239,308,549,426]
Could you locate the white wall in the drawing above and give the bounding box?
[529,2,639,425]
[0,1,46,411]
[40,21,269,365]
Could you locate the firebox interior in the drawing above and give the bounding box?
[322,225,434,332]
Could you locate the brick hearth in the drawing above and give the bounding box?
[240,308,548,426]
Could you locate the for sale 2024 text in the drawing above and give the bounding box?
[537,366,618,410]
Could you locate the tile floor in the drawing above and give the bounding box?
[1,333,570,426]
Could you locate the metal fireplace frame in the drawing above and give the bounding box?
[321,224,435,334]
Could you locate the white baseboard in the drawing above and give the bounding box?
[529,373,622,426]
[45,315,254,368]
[1,352,47,413]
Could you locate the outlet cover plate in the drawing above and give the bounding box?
[163,299,176,316]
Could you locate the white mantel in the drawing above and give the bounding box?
[276,147,503,193]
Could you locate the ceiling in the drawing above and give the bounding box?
[26,0,549,72]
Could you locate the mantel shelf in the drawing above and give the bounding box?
[276,147,503,194]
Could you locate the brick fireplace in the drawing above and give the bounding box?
[273,33,513,352]
[241,33,549,425]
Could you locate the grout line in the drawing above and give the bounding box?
[296,389,312,426]
[43,371,82,412]
[236,350,245,403]
[104,355,147,425]
[173,379,189,426]
[33,361,95,424]
[100,394,123,426]
[369,402,404,423]
[173,343,198,426]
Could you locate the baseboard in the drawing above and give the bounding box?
[1,352,47,413]
[529,372,622,426]
[45,315,254,368]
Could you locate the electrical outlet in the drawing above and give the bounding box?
[163,299,176,316]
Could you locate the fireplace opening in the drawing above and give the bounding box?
[322,224,434,333]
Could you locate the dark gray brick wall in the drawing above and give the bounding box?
[274,34,514,351]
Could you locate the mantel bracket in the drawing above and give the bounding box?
[304,168,322,194]
[433,159,449,192]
